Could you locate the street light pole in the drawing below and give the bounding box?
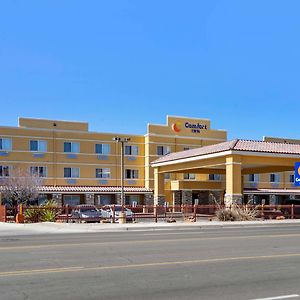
[113,137,130,218]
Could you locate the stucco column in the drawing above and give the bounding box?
[154,168,165,205]
[224,155,242,206]
[85,193,95,205]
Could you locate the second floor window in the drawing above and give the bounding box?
[30,166,47,177]
[270,173,280,183]
[125,169,139,179]
[30,140,47,152]
[95,144,110,155]
[125,145,139,156]
[209,174,221,181]
[0,138,12,151]
[64,142,80,153]
[184,173,196,180]
[157,146,171,156]
[96,168,111,178]
[248,174,259,182]
[64,167,80,178]
[0,166,10,177]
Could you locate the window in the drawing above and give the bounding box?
[125,145,139,156]
[63,195,80,206]
[270,173,280,183]
[290,174,295,183]
[248,174,259,182]
[96,168,110,178]
[125,169,139,179]
[209,174,221,181]
[184,173,196,180]
[125,195,141,206]
[157,146,171,156]
[30,140,47,152]
[0,138,12,151]
[30,166,47,177]
[164,173,171,180]
[95,144,110,155]
[64,167,80,178]
[64,142,79,153]
[0,166,10,177]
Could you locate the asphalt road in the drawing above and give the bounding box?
[1,224,300,300]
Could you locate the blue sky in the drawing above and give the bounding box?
[0,0,299,140]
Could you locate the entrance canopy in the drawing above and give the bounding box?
[151,139,300,205]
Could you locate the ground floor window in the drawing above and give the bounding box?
[38,194,48,205]
[125,195,141,206]
[96,194,114,206]
[63,195,80,206]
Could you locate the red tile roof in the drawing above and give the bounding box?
[152,139,300,165]
[0,186,152,193]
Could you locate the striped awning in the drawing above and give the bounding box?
[37,186,153,194]
[0,185,153,194]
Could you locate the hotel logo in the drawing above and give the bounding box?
[294,162,300,186]
[172,122,182,133]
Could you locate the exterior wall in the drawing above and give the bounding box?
[146,115,227,199]
[5,115,300,206]
[0,119,145,187]
[0,116,228,201]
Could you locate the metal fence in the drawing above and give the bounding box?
[1,204,300,223]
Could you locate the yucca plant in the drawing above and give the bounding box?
[25,200,61,223]
[24,207,43,223]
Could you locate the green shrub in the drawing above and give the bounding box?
[25,200,61,223]
[25,207,43,223]
[41,209,57,222]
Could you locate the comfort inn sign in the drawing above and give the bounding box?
[294,162,300,186]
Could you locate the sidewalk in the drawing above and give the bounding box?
[1,219,300,236]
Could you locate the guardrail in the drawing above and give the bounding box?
[1,204,300,223]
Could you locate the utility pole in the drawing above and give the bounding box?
[113,136,130,223]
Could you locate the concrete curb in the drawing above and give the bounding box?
[1,219,300,236]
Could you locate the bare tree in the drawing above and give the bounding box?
[1,167,44,207]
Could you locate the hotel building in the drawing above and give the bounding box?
[0,116,299,206]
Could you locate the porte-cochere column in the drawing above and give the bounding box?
[224,155,243,206]
[154,168,165,205]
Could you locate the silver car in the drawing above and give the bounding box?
[101,205,133,222]
[71,205,102,223]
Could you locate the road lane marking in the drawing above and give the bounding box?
[143,231,204,236]
[1,232,300,251]
[250,294,300,300]
[0,266,84,277]
[1,252,300,277]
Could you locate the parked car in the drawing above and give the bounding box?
[100,205,133,222]
[71,205,102,223]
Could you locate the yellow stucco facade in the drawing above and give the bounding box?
[1,116,299,206]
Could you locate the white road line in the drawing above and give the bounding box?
[143,232,203,236]
[250,294,299,300]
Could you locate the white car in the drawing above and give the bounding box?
[100,205,133,222]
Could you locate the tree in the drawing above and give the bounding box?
[1,167,44,207]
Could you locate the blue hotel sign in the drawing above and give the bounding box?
[294,162,300,186]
